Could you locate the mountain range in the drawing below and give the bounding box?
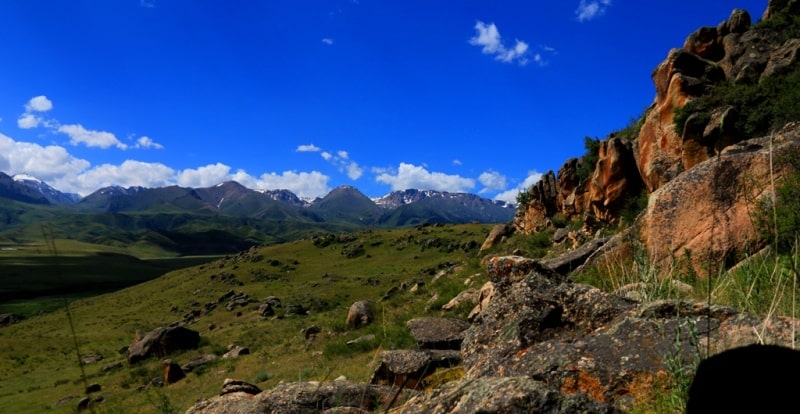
[0,172,514,255]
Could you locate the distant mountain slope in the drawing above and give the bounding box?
[12,174,80,204]
[0,176,515,255]
[378,191,515,226]
[0,172,50,205]
[307,185,384,226]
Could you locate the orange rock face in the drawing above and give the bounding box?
[639,129,799,277]
[588,137,642,222]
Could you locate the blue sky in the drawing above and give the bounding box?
[0,0,767,201]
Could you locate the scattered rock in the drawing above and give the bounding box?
[101,361,124,372]
[222,345,250,359]
[127,325,201,364]
[285,304,308,316]
[163,359,185,384]
[440,288,478,311]
[303,325,321,340]
[81,354,103,365]
[0,313,20,327]
[220,378,262,396]
[346,300,375,329]
[181,354,218,373]
[85,383,101,393]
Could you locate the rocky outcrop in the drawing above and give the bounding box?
[397,255,800,412]
[639,127,800,277]
[588,138,643,221]
[514,170,558,233]
[638,48,725,192]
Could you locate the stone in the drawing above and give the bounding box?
[220,378,261,396]
[127,325,200,364]
[0,313,20,327]
[181,354,218,372]
[222,345,249,359]
[345,300,375,329]
[370,349,462,390]
[406,317,470,350]
[163,359,185,384]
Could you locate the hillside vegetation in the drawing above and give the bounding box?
[0,223,494,413]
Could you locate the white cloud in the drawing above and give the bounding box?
[254,171,330,198]
[297,144,321,152]
[493,170,544,204]
[25,96,53,112]
[17,114,41,129]
[135,136,164,149]
[176,165,332,199]
[469,21,530,66]
[58,124,128,149]
[0,133,91,187]
[0,131,335,198]
[337,150,349,159]
[452,159,462,166]
[346,162,363,180]
[375,163,475,193]
[478,170,507,192]
[321,151,332,160]
[321,38,334,45]
[72,160,174,194]
[177,163,233,188]
[575,0,611,22]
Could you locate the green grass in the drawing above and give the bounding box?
[0,223,492,414]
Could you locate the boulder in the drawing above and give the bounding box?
[406,317,470,350]
[479,223,513,252]
[220,378,261,396]
[370,349,462,390]
[540,237,611,275]
[181,354,218,372]
[345,300,375,329]
[185,380,418,414]
[455,258,800,410]
[640,130,800,277]
[222,345,249,359]
[163,359,185,384]
[127,325,200,364]
[0,313,20,327]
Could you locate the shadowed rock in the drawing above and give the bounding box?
[127,325,200,364]
[687,344,800,413]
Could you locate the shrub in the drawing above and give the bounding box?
[577,137,601,183]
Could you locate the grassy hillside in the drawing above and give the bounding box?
[0,223,494,413]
